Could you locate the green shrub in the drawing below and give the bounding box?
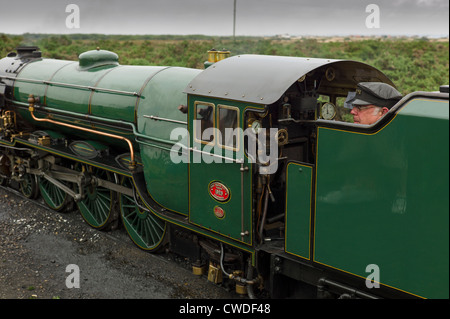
[1,34,447,94]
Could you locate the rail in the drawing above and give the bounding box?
[143,115,187,125]
[0,75,140,97]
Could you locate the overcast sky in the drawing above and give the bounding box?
[0,0,448,37]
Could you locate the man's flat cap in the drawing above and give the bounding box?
[349,82,403,109]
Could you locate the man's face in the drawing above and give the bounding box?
[350,104,383,125]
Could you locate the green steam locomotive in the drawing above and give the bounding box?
[0,46,448,298]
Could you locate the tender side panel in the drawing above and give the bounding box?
[314,98,449,298]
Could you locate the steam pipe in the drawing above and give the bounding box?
[246,258,257,299]
[8,96,182,150]
[220,243,259,289]
[27,94,136,169]
[258,185,270,244]
[317,278,379,299]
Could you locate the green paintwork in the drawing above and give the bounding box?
[89,65,164,123]
[12,52,205,217]
[136,67,201,215]
[285,162,313,259]
[45,63,109,114]
[190,160,252,244]
[314,97,449,298]
[78,50,119,70]
[13,59,74,103]
[187,96,263,245]
[12,52,165,149]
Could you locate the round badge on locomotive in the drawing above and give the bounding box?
[213,206,225,219]
[208,181,230,202]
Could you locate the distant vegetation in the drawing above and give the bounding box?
[1,33,448,96]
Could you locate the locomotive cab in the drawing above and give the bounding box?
[184,55,449,299]
[184,54,394,247]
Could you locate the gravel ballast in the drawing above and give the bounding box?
[0,186,237,299]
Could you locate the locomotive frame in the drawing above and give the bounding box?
[1,46,448,299]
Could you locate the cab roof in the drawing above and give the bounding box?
[185,54,394,105]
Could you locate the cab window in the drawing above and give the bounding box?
[218,105,239,150]
[194,102,215,143]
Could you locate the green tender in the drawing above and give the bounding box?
[314,97,449,299]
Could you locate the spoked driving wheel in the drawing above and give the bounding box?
[74,164,118,230]
[119,177,167,252]
[0,154,11,186]
[38,176,71,212]
[19,173,39,199]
